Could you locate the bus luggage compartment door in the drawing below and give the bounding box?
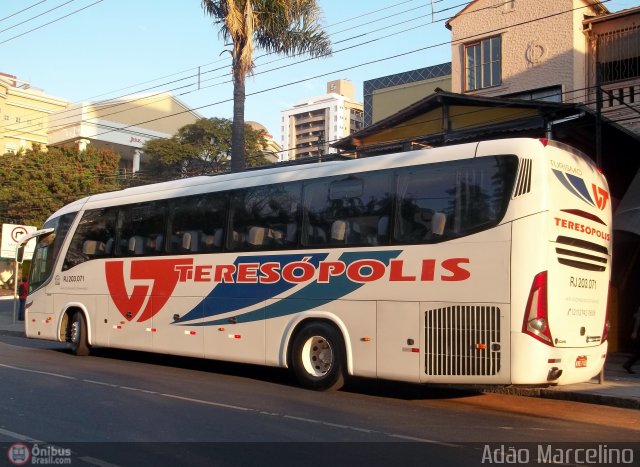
[376,301,420,382]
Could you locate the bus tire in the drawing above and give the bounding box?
[69,311,90,356]
[290,322,346,391]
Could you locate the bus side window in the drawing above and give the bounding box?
[229,183,301,251]
[117,201,166,257]
[169,193,227,255]
[62,207,117,270]
[303,172,391,247]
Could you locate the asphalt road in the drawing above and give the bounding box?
[1,334,639,466]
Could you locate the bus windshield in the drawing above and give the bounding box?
[29,212,77,293]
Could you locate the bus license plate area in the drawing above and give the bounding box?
[575,356,587,368]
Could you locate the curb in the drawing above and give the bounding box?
[485,386,640,410]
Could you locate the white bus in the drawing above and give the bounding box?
[23,138,612,390]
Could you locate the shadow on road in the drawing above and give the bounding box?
[38,343,481,401]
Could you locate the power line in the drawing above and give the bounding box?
[1,3,442,138]
[0,0,49,23]
[84,0,587,139]
[0,0,78,34]
[0,0,104,46]
[0,0,423,129]
[2,0,627,155]
[1,0,469,138]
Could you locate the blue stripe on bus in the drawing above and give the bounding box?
[174,253,329,323]
[190,250,402,326]
[552,169,594,206]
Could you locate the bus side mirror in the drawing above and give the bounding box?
[16,244,25,264]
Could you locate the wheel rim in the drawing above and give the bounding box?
[70,319,80,345]
[301,335,333,378]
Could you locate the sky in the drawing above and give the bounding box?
[2,0,639,146]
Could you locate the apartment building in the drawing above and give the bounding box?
[280,80,363,161]
[0,73,68,155]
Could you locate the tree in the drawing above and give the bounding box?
[0,145,121,226]
[201,0,331,172]
[142,117,270,181]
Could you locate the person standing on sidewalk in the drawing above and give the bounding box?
[17,277,28,321]
[623,306,640,374]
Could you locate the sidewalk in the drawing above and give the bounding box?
[0,296,638,408]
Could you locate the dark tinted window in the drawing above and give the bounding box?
[395,156,517,243]
[169,193,227,254]
[117,201,167,256]
[302,172,392,247]
[228,183,301,250]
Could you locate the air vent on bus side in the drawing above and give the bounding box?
[555,236,608,271]
[425,306,501,376]
[513,158,532,197]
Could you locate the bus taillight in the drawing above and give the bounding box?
[522,271,554,346]
[601,295,611,342]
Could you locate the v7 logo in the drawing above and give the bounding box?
[106,259,194,322]
[591,184,609,211]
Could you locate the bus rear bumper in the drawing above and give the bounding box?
[510,334,608,386]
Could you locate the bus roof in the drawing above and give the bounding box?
[47,138,557,221]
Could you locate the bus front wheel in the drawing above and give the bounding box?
[69,311,90,356]
[290,322,346,391]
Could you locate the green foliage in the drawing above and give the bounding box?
[142,117,270,181]
[0,145,122,226]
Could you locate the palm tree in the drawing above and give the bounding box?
[201,0,331,172]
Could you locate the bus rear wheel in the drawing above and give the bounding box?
[290,322,345,391]
[69,311,90,356]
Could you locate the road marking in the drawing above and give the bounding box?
[160,393,253,412]
[0,363,77,380]
[387,433,461,447]
[1,362,461,446]
[0,427,40,442]
[83,379,120,388]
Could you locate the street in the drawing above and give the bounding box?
[0,332,638,466]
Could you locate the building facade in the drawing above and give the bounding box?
[584,7,640,137]
[0,73,68,155]
[447,0,640,137]
[280,80,363,161]
[246,121,282,163]
[363,63,452,127]
[47,93,202,174]
[447,0,607,103]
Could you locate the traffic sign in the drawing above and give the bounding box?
[1,224,37,260]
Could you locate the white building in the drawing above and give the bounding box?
[47,93,202,174]
[280,80,363,161]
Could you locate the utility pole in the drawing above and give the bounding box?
[595,62,603,167]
